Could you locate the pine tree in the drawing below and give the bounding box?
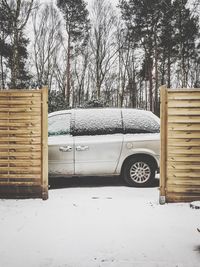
[173,0,199,87]
[159,0,176,88]
[119,0,161,112]
[2,0,34,89]
[7,34,31,88]
[57,0,90,106]
[119,0,199,113]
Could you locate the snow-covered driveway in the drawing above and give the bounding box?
[0,177,199,267]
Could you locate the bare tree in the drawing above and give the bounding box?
[89,0,118,99]
[31,2,63,89]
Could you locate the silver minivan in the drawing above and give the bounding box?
[48,108,160,187]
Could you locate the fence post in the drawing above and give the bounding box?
[159,85,168,204]
[41,87,48,200]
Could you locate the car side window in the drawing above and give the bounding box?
[72,109,123,136]
[122,109,160,134]
[48,113,71,136]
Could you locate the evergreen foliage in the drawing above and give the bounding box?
[0,0,33,89]
[119,0,199,112]
[57,0,90,47]
[8,34,31,88]
[57,0,90,106]
[48,90,69,113]
[83,99,107,108]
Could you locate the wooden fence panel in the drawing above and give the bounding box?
[0,88,48,199]
[160,86,200,203]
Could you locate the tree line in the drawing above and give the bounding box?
[0,0,199,114]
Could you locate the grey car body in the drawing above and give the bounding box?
[48,108,160,187]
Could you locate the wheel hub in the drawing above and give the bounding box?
[130,161,151,183]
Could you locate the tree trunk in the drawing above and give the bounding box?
[167,51,171,88]
[66,33,71,106]
[0,54,5,89]
[149,65,153,111]
[11,28,19,88]
[154,31,159,115]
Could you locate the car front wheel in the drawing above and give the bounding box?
[123,157,156,187]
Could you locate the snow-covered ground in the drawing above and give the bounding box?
[0,177,199,267]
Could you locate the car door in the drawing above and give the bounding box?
[48,111,74,176]
[73,109,123,176]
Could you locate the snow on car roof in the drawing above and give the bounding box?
[74,108,122,135]
[48,108,159,118]
[48,108,160,135]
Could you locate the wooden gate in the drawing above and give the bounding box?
[160,85,200,203]
[0,88,48,199]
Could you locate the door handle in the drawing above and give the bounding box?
[59,146,72,152]
[76,145,89,151]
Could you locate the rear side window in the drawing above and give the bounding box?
[48,113,71,136]
[73,109,123,136]
[122,109,160,134]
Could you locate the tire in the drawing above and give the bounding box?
[123,156,156,187]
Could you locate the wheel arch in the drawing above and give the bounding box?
[120,153,159,176]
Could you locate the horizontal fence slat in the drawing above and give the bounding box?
[166,189,200,195]
[0,160,41,167]
[0,151,41,157]
[168,131,200,139]
[0,144,40,151]
[168,138,200,146]
[0,99,41,105]
[0,107,41,113]
[0,129,41,135]
[0,122,41,127]
[167,182,200,188]
[167,171,200,178]
[168,108,200,116]
[0,138,42,143]
[0,90,41,96]
[0,130,41,136]
[0,96,41,100]
[0,147,41,153]
[166,194,200,203]
[0,112,41,118]
[168,92,200,100]
[168,149,200,155]
[166,185,200,192]
[168,116,200,123]
[168,100,200,108]
[168,123,200,131]
[168,156,200,162]
[168,163,200,170]
[0,136,41,143]
[0,182,41,186]
[0,174,41,179]
[0,156,41,160]
[0,169,41,173]
[0,118,41,123]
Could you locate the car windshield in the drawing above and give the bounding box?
[48,113,71,136]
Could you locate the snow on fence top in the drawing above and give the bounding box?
[0,88,48,200]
